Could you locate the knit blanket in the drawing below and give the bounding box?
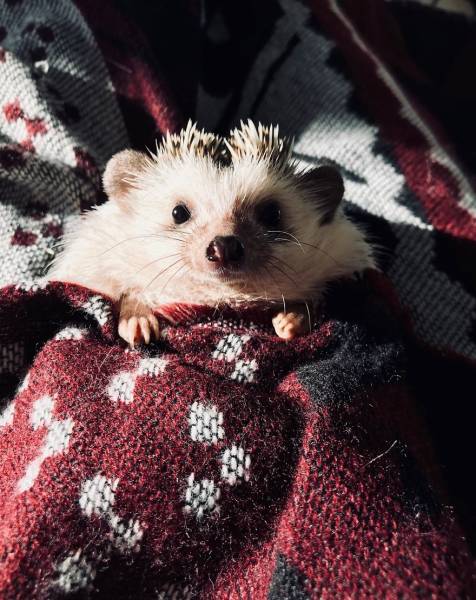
[0,274,474,598]
[198,0,476,362]
[1,0,476,597]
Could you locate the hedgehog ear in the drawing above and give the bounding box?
[103,149,149,205]
[299,165,344,224]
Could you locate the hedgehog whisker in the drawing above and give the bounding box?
[144,257,184,291]
[265,233,344,269]
[156,234,189,244]
[163,228,192,236]
[136,253,183,275]
[270,237,303,247]
[262,264,284,306]
[293,240,345,269]
[268,254,298,275]
[267,259,298,288]
[97,235,172,257]
[158,262,188,298]
[266,230,305,253]
[304,301,312,334]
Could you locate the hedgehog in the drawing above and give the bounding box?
[49,120,374,345]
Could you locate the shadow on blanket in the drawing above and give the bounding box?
[0,271,474,598]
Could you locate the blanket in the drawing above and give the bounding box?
[0,275,474,598]
[1,0,476,597]
[195,0,476,551]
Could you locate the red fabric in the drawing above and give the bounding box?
[0,278,474,598]
[313,0,476,242]
[1,1,475,596]
[75,0,185,147]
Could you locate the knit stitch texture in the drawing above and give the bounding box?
[1,0,476,597]
[0,276,474,598]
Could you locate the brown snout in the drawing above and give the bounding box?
[206,235,245,267]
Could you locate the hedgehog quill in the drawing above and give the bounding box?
[50,121,374,345]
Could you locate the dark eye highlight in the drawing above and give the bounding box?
[172,204,191,225]
[256,200,281,227]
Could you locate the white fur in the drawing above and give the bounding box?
[50,126,374,310]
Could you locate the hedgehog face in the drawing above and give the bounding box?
[102,121,373,306]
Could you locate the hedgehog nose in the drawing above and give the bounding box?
[206,236,245,266]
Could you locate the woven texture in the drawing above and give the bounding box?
[0,277,474,598]
[198,0,476,360]
[0,0,129,286]
[1,0,476,597]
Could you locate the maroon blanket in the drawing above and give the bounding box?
[0,275,474,598]
[2,0,476,597]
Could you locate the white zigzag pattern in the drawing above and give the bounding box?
[107,356,168,404]
[79,473,143,553]
[82,296,111,327]
[17,394,74,492]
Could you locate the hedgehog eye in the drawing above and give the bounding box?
[172,204,191,225]
[256,200,281,227]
